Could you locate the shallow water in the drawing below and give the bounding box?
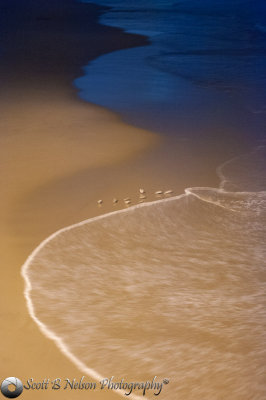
[22,147,266,399]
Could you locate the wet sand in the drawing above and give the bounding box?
[0,98,159,400]
[0,0,239,398]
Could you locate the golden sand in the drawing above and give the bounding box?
[0,90,160,399]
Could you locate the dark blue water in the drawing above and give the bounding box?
[76,0,266,144]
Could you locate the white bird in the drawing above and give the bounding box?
[155,190,163,195]
[139,188,145,194]
[139,194,146,200]
[124,199,131,206]
[97,199,103,205]
[164,190,173,195]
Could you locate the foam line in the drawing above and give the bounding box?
[185,187,240,212]
[217,155,242,190]
[216,145,265,190]
[21,146,262,396]
[21,192,187,400]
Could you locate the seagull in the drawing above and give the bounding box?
[139,188,145,194]
[124,199,131,206]
[155,190,163,195]
[164,190,173,195]
[97,199,103,205]
[113,198,119,204]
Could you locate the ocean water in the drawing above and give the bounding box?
[22,146,266,399]
[75,0,266,140]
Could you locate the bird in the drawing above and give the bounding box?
[139,194,146,200]
[139,188,145,194]
[97,199,103,205]
[164,190,173,195]
[155,190,163,195]
[124,199,131,206]
[113,198,119,204]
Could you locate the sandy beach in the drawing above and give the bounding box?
[0,1,158,398]
[1,0,263,399]
[0,97,159,400]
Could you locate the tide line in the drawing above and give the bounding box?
[21,191,187,400]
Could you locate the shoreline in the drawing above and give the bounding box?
[0,0,150,98]
[21,191,189,400]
